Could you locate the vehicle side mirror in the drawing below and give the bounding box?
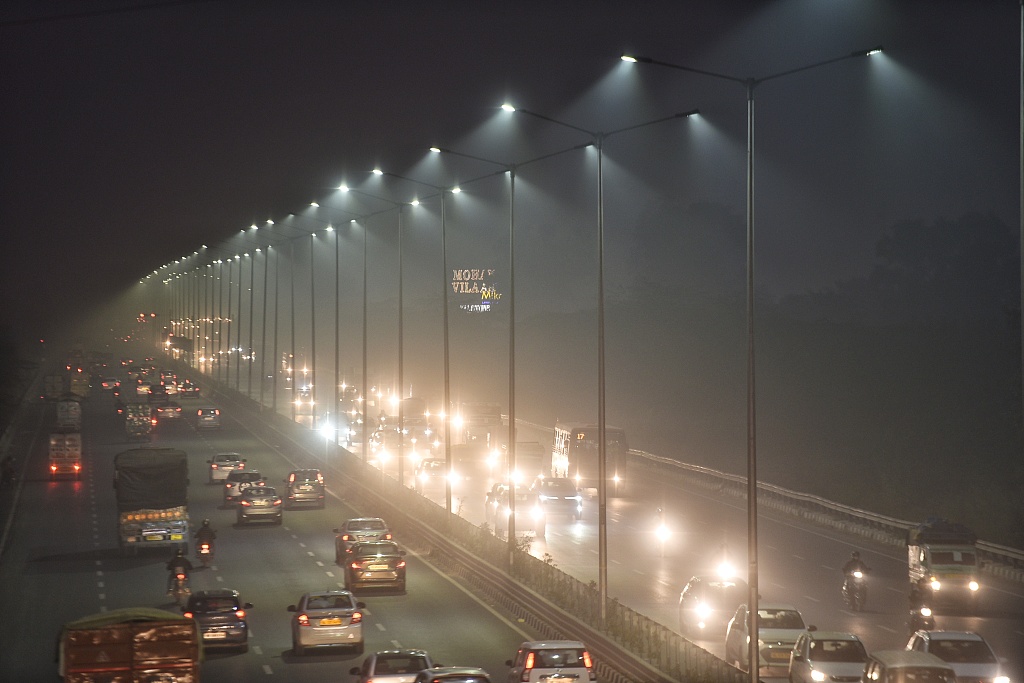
[356,601,366,608]
[808,625,817,632]
[349,667,360,675]
[505,660,514,667]
[244,602,253,609]
[333,529,341,534]
[399,550,407,556]
[286,605,297,612]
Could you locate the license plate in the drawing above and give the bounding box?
[252,500,267,506]
[769,651,789,660]
[144,535,165,541]
[319,617,342,626]
[203,632,227,639]
[170,534,183,540]
[367,564,388,571]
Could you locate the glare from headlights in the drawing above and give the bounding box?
[811,670,827,682]
[968,580,979,591]
[695,603,712,619]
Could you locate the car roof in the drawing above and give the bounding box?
[518,640,587,649]
[228,471,262,479]
[290,468,321,475]
[750,602,800,611]
[243,486,276,494]
[305,589,354,598]
[913,630,985,642]
[215,452,242,458]
[373,648,430,657]
[192,589,240,599]
[808,631,863,642]
[346,516,386,524]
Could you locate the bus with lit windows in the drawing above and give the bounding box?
[551,421,628,497]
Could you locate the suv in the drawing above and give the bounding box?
[182,589,252,652]
[862,650,956,683]
[284,469,325,509]
[223,470,266,503]
[530,477,583,520]
[505,640,596,683]
[905,630,1006,683]
[725,603,810,674]
[196,407,221,429]
[789,631,868,683]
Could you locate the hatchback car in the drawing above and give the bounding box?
[334,517,392,561]
[237,486,283,525]
[223,470,266,503]
[677,574,749,637]
[100,377,120,390]
[862,650,957,683]
[182,589,252,652]
[789,631,868,683]
[208,452,246,483]
[505,640,596,683]
[284,468,325,509]
[414,458,448,494]
[344,540,407,592]
[350,649,438,683]
[152,401,183,423]
[725,603,810,673]
[905,630,1007,683]
[288,590,366,655]
[416,667,492,683]
[196,407,221,429]
[530,477,583,520]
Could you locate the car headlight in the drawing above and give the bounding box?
[968,580,979,591]
[930,579,941,591]
[993,677,1008,683]
[695,603,713,619]
[811,670,827,682]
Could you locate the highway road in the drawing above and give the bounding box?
[0,385,531,682]
[3,373,1023,682]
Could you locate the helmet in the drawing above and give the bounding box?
[201,519,211,527]
[175,548,184,557]
[851,551,860,559]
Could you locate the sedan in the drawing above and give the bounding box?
[344,541,407,592]
[413,667,492,683]
[182,589,252,652]
[236,486,283,525]
[152,402,183,422]
[530,477,583,520]
[725,603,810,673]
[350,649,438,683]
[334,517,392,561]
[789,631,868,683]
[677,574,749,637]
[207,452,246,483]
[905,630,1007,683]
[288,590,366,656]
[223,470,266,503]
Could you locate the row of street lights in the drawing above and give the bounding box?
[148,46,883,658]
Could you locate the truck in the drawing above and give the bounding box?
[68,370,90,399]
[552,421,629,497]
[49,431,82,480]
[125,401,154,441]
[57,395,83,431]
[456,401,504,447]
[907,517,981,608]
[58,607,201,682]
[43,373,65,400]
[113,448,189,554]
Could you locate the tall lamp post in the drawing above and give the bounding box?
[622,46,881,680]
[502,103,698,623]
[430,143,592,555]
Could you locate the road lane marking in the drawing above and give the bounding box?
[307,551,315,557]
[298,542,306,548]
[325,571,334,577]
[262,664,272,674]
[252,645,263,655]
[391,640,402,647]
[376,623,386,631]
[316,561,324,567]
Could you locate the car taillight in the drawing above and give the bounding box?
[351,611,363,624]
[583,650,593,668]
[397,560,406,568]
[211,464,218,470]
[50,465,57,473]
[384,533,393,540]
[183,611,193,619]
[237,462,245,469]
[342,534,353,541]
[272,499,282,506]
[350,562,361,570]
[225,483,232,489]
[234,609,246,619]
[73,464,81,472]
[240,500,251,507]
[176,573,186,580]
[521,652,535,682]
[296,613,309,626]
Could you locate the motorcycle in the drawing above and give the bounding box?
[169,572,191,607]
[908,604,936,634]
[842,570,868,611]
[196,541,214,567]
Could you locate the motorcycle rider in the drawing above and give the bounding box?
[195,519,217,545]
[166,548,194,594]
[841,551,870,598]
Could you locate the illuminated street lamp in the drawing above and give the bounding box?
[621,45,881,680]
[502,103,698,623]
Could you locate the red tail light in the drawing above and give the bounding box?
[73,464,81,472]
[272,499,282,506]
[583,651,593,668]
[183,611,194,619]
[522,652,535,681]
[240,500,252,507]
[296,613,309,626]
[397,560,406,568]
[50,465,57,473]
[350,562,361,570]
[176,573,185,580]
[384,533,393,540]
[234,609,246,619]
[351,611,363,624]
[199,544,210,551]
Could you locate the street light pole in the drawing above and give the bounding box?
[622,45,881,681]
[502,104,698,624]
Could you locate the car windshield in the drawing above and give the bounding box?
[292,471,320,481]
[929,551,976,566]
[928,639,996,663]
[531,648,586,668]
[810,640,867,662]
[759,609,805,629]
[245,487,275,497]
[536,480,576,494]
[375,654,430,674]
[189,596,239,612]
[231,472,262,482]
[888,669,957,683]
[350,519,386,531]
[698,582,746,607]
[305,594,354,610]
[356,543,398,557]
[215,454,239,462]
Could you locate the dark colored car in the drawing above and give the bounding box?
[283,468,325,509]
[344,540,407,592]
[530,477,583,520]
[152,401,183,423]
[182,589,252,651]
[237,486,283,525]
[677,574,749,637]
[413,667,492,683]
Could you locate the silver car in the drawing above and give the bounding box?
[905,630,1007,683]
[350,649,437,683]
[223,470,266,503]
[288,590,365,655]
[334,517,392,561]
[789,631,868,683]
[207,452,246,483]
[236,486,283,525]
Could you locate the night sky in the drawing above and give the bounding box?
[1,0,1017,349]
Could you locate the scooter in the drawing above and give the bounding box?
[196,541,214,567]
[908,604,936,633]
[842,570,868,611]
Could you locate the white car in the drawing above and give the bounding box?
[789,631,868,683]
[207,452,246,483]
[288,590,365,655]
[505,640,596,683]
[906,630,1008,683]
[725,603,810,673]
[349,649,437,683]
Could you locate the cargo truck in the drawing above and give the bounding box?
[113,448,189,555]
[49,431,82,480]
[68,370,90,400]
[58,607,201,682]
[44,373,65,400]
[907,517,981,609]
[552,421,629,496]
[125,401,154,441]
[57,396,83,431]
